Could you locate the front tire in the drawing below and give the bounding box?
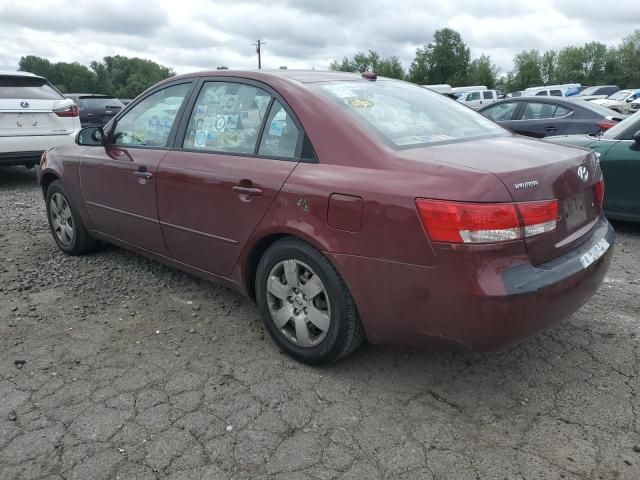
[45,180,97,255]
[255,238,364,365]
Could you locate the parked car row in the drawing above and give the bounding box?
[65,94,125,127]
[37,69,617,365]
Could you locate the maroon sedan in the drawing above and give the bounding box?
[38,70,614,364]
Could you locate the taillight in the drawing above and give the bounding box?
[54,104,79,117]
[416,199,559,244]
[594,179,605,210]
[596,120,617,131]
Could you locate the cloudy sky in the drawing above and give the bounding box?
[0,0,637,76]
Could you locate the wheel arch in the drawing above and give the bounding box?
[242,229,330,302]
[40,170,61,196]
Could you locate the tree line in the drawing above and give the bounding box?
[17,27,640,98]
[330,28,640,92]
[18,55,175,99]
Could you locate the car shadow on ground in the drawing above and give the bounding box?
[0,166,38,189]
[611,219,640,236]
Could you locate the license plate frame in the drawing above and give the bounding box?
[563,191,587,230]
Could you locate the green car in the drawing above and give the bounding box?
[550,111,640,222]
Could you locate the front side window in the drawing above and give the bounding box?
[535,90,548,96]
[467,91,481,101]
[113,83,191,147]
[258,100,300,159]
[483,102,518,121]
[183,81,271,154]
[316,80,505,148]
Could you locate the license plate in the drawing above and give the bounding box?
[563,192,587,230]
[579,238,610,268]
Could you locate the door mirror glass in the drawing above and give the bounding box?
[112,83,191,148]
[76,126,104,146]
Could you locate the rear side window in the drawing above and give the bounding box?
[482,91,494,100]
[0,76,62,99]
[467,91,481,101]
[553,105,571,117]
[183,81,272,154]
[550,90,563,97]
[258,100,300,159]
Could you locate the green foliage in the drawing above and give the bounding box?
[467,54,498,89]
[18,55,174,98]
[408,45,430,84]
[329,50,404,79]
[426,28,470,85]
[512,50,543,91]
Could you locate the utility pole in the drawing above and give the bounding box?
[254,40,265,69]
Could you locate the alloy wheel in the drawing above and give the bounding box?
[266,259,331,347]
[50,193,74,247]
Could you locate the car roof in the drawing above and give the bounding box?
[170,69,373,84]
[66,93,116,98]
[0,70,45,80]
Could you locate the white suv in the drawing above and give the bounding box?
[1,71,80,168]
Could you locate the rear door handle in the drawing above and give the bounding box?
[545,126,557,132]
[233,186,262,197]
[134,171,153,180]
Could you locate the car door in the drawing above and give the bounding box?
[79,81,194,254]
[511,101,572,138]
[599,137,640,216]
[157,80,304,276]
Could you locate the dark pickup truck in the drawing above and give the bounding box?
[65,94,125,127]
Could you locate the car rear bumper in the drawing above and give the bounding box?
[328,216,614,351]
[0,132,78,165]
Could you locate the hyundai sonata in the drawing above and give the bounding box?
[38,70,614,364]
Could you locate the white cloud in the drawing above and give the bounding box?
[0,0,636,76]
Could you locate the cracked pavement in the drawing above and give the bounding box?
[1,166,639,479]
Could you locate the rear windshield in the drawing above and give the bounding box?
[0,76,63,100]
[78,97,125,109]
[602,110,640,139]
[315,80,505,148]
[574,100,620,117]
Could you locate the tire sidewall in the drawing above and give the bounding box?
[45,182,80,254]
[256,240,349,365]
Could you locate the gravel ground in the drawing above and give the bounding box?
[1,165,639,480]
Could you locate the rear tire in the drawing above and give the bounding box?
[45,180,97,255]
[255,238,364,365]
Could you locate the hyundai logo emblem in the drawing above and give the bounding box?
[577,165,589,183]
[20,101,30,108]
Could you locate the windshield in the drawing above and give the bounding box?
[315,80,506,148]
[602,110,640,139]
[607,90,631,101]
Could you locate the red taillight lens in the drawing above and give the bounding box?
[54,104,79,117]
[416,199,559,244]
[594,179,605,210]
[596,120,617,131]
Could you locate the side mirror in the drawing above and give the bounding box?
[76,127,104,146]
[633,130,640,145]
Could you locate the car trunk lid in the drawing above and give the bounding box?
[402,135,602,265]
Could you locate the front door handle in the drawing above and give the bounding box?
[134,171,153,180]
[233,186,262,197]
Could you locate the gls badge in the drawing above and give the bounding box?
[577,165,589,183]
